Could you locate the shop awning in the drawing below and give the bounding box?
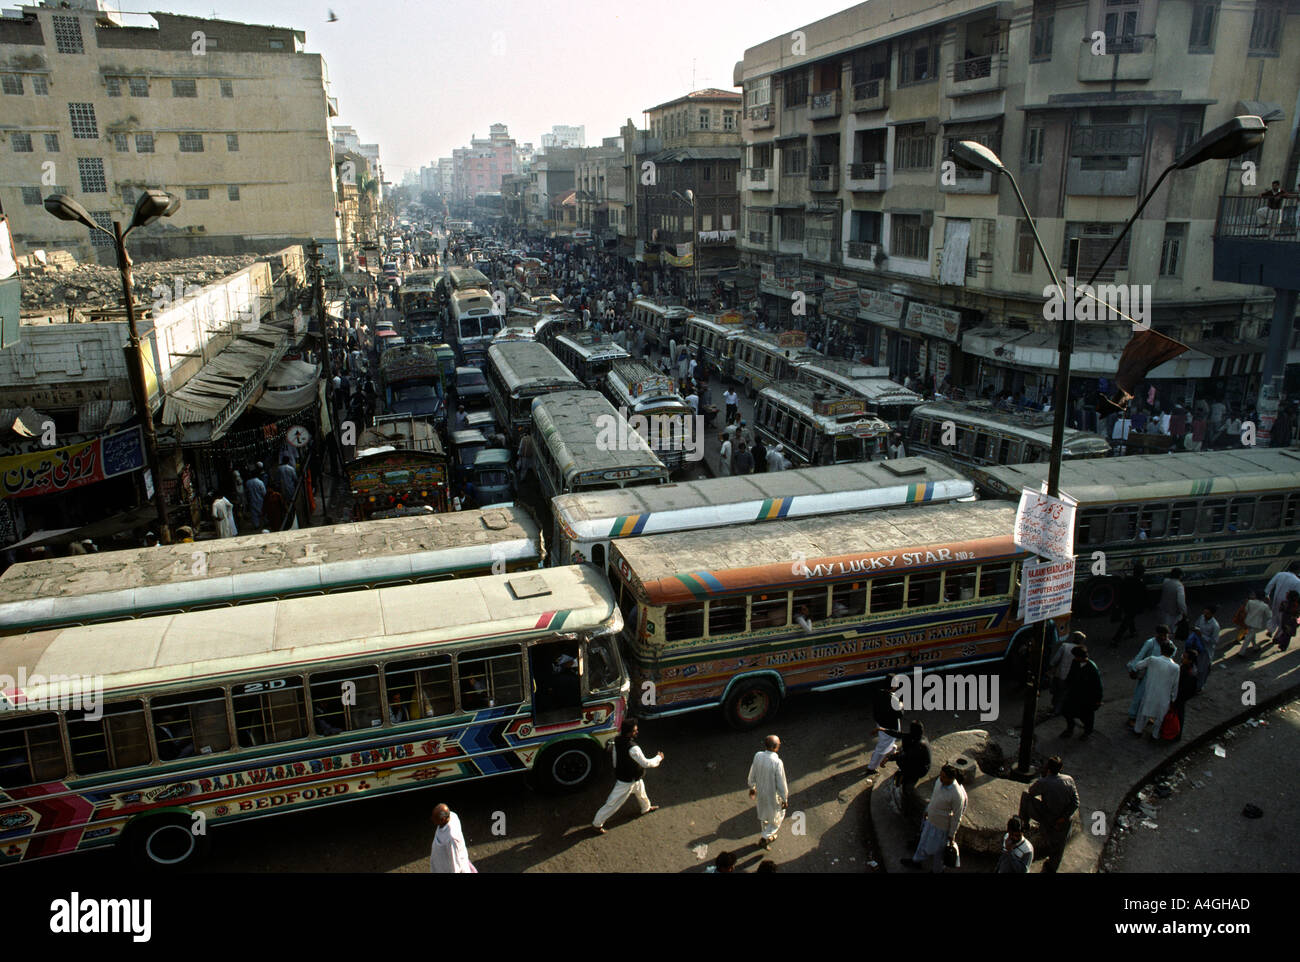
[162,328,289,443]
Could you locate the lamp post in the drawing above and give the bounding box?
[950,115,1264,774]
[45,190,180,544]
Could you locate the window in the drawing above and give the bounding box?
[899,30,940,85]
[783,70,808,108]
[386,655,455,720]
[77,157,106,193]
[978,564,1013,597]
[220,79,234,98]
[185,188,209,200]
[11,133,32,153]
[1189,1,1217,51]
[310,666,383,733]
[1061,223,1130,282]
[1108,506,1139,542]
[1031,0,1055,59]
[870,576,906,613]
[106,77,121,97]
[1026,126,1045,165]
[699,110,710,130]
[85,210,112,248]
[1159,223,1185,277]
[1,74,23,95]
[665,603,705,640]
[702,165,711,182]
[1177,118,1202,157]
[781,213,805,242]
[121,186,135,206]
[751,592,789,628]
[52,14,85,54]
[1103,0,1140,50]
[794,586,829,620]
[269,38,286,50]
[832,582,866,617]
[226,133,239,152]
[32,76,48,95]
[68,102,98,139]
[893,124,934,170]
[783,143,807,175]
[1249,2,1283,54]
[172,78,198,98]
[891,213,929,260]
[1167,500,1198,536]
[1198,499,1227,534]
[43,132,59,152]
[232,676,307,746]
[457,646,523,710]
[179,133,204,152]
[1014,219,1036,274]
[906,572,942,608]
[1256,495,1283,529]
[708,597,747,636]
[228,184,241,201]
[1228,497,1255,531]
[21,186,41,205]
[152,689,232,760]
[129,76,149,97]
[135,132,154,153]
[67,701,150,774]
[944,568,978,602]
[113,132,129,152]
[850,210,882,244]
[723,110,735,131]
[1139,505,1168,538]
[745,77,771,108]
[0,712,66,787]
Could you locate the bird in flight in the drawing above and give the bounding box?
[327,9,339,21]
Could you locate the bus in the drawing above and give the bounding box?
[967,448,1300,614]
[530,390,670,502]
[629,299,690,350]
[512,258,551,292]
[607,502,1043,728]
[603,359,695,474]
[0,566,628,866]
[731,329,822,396]
[753,381,891,466]
[486,340,583,437]
[905,401,1111,469]
[449,288,504,369]
[550,457,976,570]
[0,507,543,635]
[794,358,923,426]
[440,267,493,302]
[551,332,631,389]
[684,311,745,377]
[398,270,442,332]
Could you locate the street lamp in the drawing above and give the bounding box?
[45,189,181,544]
[951,117,1263,774]
[671,188,700,308]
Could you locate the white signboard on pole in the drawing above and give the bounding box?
[1019,557,1076,624]
[1014,487,1077,562]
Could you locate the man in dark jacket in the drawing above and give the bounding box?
[1060,644,1104,738]
[1111,560,1147,647]
[886,721,931,820]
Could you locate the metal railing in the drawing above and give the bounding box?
[852,78,884,101]
[847,162,880,180]
[847,241,878,260]
[747,167,770,184]
[1215,194,1300,240]
[952,53,993,82]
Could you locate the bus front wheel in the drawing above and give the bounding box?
[124,813,208,870]
[723,679,781,730]
[534,741,601,793]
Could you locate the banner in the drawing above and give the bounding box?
[0,426,145,500]
[1019,557,1077,624]
[903,301,961,342]
[858,287,905,324]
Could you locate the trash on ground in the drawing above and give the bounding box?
[1191,780,1206,789]
[867,860,879,869]
[1141,819,1159,829]
[693,844,709,861]
[1213,744,1227,758]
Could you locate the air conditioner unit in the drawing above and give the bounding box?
[919,210,934,227]
[923,118,939,135]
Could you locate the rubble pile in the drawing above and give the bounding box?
[18,251,259,313]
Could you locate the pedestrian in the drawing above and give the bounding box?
[995,816,1034,874]
[867,674,904,773]
[766,442,789,472]
[1018,755,1078,873]
[1048,630,1083,715]
[1236,589,1270,658]
[455,405,469,431]
[276,453,298,499]
[900,763,967,872]
[1172,649,1198,738]
[212,490,238,539]
[1132,638,1181,739]
[1273,589,1300,651]
[1059,644,1103,738]
[1192,604,1220,689]
[429,803,476,873]
[732,440,754,476]
[751,436,767,473]
[1158,568,1188,627]
[718,434,732,476]
[1111,560,1146,647]
[1125,624,1170,728]
[231,468,247,518]
[592,717,663,834]
[723,387,738,425]
[1265,562,1300,633]
[747,734,789,850]
[244,465,266,529]
[704,850,737,873]
[887,721,931,820]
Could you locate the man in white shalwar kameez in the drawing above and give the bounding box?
[1265,565,1300,632]
[747,735,789,849]
[1132,639,1181,739]
[1125,625,1168,727]
[429,804,476,873]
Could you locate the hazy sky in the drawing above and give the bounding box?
[120,0,856,176]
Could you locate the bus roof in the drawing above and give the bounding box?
[552,457,974,542]
[450,289,501,316]
[796,359,921,405]
[632,299,690,318]
[611,502,1020,605]
[555,332,631,362]
[911,401,1111,453]
[531,390,668,483]
[759,380,891,435]
[447,267,491,290]
[488,341,582,393]
[971,448,1300,502]
[1,567,616,704]
[0,507,540,633]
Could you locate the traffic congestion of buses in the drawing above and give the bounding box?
[2,217,1298,870]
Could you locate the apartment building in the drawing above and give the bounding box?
[540,125,586,150]
[0,3,341,265]
[574,141,625,242]
[735,0,1299,408]
[451,124,518,204]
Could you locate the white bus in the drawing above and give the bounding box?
[604,359,695,474]
[732,329,822,396]
[449,287,505,369]
[552,332,631,389]
[754,381,891,466]
[906,401,1112,469]
[683,311,746,377]
[629,299,690,350]
[794,358,923,426]
[486,340,583,437]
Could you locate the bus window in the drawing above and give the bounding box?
[311,666,383,733]
[978,564,1013,597]
[386,656,455,719]
[870,576,905,613]
[835,436,858,462]
[0,712,66,787]
[1286,494,1300,528]
[1108,506,1139,542]
[751,592,789,628]
[1078,508,1108,545]
[665,603,705,641]
[944,567,978,602]
[585,635,623,691]
[1168,501,1198,536]
[1024,446,1043,463]
[708,597,747,636]
[592,543,606,570]
[67,700,150,774]
[1198,499,1227,534]
[794,586,829,619]
[831,582,866,617]
[152,689,232,759]
[1257,495,1283,529]
[906,572,942,608]
[996,437,1018,464]
[909,418,925,443]
[458,647,523,710]
[972,433,990,462]
[233,676,307,747]
[1140,505,1168,538]
[1228,498,1255,531]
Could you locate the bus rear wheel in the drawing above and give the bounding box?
[534,741,601,793]
[1084,578,1117,616]
[124,813,207,870]
[723,679,781,730]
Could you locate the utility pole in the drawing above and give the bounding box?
[307,241,336,524]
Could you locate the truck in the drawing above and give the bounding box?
[379,343,446,425]
[347,416,450,520]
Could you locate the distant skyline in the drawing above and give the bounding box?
[95,0,857,177]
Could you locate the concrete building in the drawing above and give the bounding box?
[0,3,343,265]
[527,147,583,232]
[575,143,625,245]
[540,125,585,151]
[437,157,453,195]
[450,124,518,204]
[734,0,1299,410]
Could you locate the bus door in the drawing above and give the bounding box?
[530,640,584,724]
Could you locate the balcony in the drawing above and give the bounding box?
[941,167,995,194]
[944,53,1007,98]
[1078,35,1156,82]
[809,89,842,121]
[746,231,772,250]
[845,161,887,192]
[808,165,840,192]
[1212,193,1300,290]
[846,240,882,263]
[850,78,888,113]
[746,104,774,130]
[746,167,774,191]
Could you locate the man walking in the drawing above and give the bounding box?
[718,434,733,476]
[867,674,904,773]
[1018,756,1078,873]
[1048,630,1083,716]
[212,490,238,539]
[1060,644,1103,738]
[1132,638,1181,739]
[1126,624,1170,729]
[429,803,476,873]
[732,440,754,476]
[1111,560,1147,647]
[900,763,967,872]
[888,721,932,820]
[747,735,789,850]
[723,387,739,425]
[592,718,663,834]
[1158,568,1188,628]
[244,466,266,529]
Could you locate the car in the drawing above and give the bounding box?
[452,365,491,410]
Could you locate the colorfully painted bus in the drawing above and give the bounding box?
[448,288,505,369]
[551,332,631,390]
[0,507,543,635]
[548,457,975,571]
[603,359,694,474]
[607,502,1042,728]
[906,401,1111,469]
[968,448,1300,614]
[794,358,923,426]
[731,329,822,397]
[629,299,690,350]
[683,311,745,376]
[753,381,891,466]
[485,340,583,437]
[0,566,627,866]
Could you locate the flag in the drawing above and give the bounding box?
[1098,329,1189,413]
